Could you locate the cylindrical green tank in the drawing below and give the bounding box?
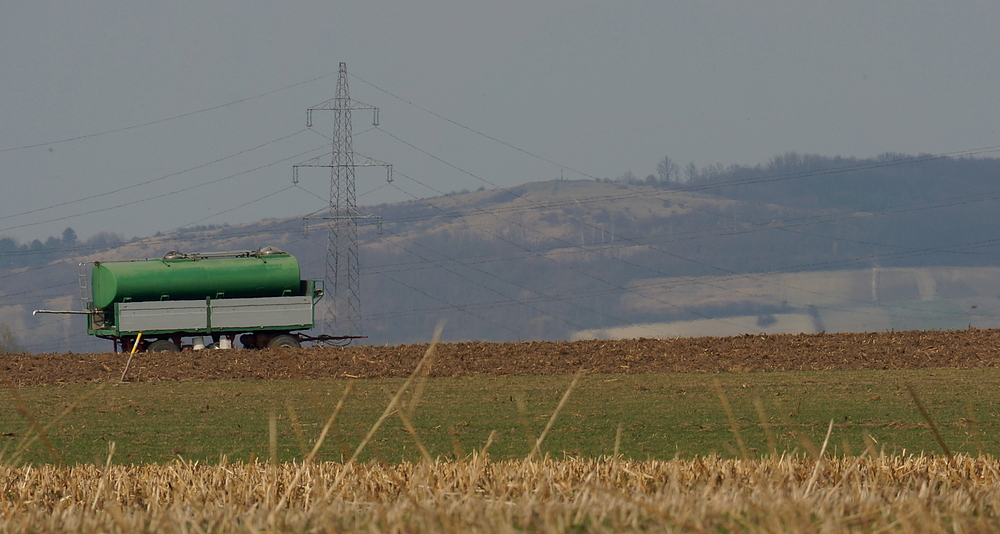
[91,251,301,309]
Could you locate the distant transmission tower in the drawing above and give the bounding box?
[293,62,391,338]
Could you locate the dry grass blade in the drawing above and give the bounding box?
[397,404,432,463]
[513,391,537,450]
[90,441,115,510]
[448,425,464,461]
[323,381,354,452]
[964,399,984,455]
[349,323,441,463]
[267,385,350,524]
[778,406,821,459]
[481,429,496,457]
[464,430,497,501]
[613,422,622,458]
[804,419,834,495]
[6,382,106,466]
[530,367,583,460]
[753,397,777,457]
[285,399,309,457]
[269,410,278,465]
[712,378,747,461]
[326,322,443,494]
[905,381,952,459]
[11,389,61,465]
[405,340,438,421]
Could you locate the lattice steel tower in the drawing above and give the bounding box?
[293,62,391,338]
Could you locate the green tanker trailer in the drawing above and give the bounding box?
[36,247,356,352]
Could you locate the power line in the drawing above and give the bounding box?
[0,129,310,224]
[352,73,597,180]
[371,133,994,328]
[298,143,1000,330]
[380,175,745,326]
[8,70,1000,349]
[376,187,628,331]
[168,185,297,232]
[353,72,1000,191]
[0,72,335,154]
[0,142,328,234]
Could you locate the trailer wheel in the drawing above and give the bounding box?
[239,333,259,349]
[147,339,181,352]
[267,334,301,349]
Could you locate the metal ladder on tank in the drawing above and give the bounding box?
[78,262,90,312]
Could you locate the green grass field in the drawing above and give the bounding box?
[3,368,999,465]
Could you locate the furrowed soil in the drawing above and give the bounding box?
[5,329,1000,386]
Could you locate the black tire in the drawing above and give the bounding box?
[267,334,301,349]
[147,339,180,352]
[239,333,259,349]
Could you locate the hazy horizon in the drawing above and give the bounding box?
[3,1,1000,243]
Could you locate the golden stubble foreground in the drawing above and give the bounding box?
[4,454,1000,533]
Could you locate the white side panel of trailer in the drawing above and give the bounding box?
[118,301,208,331]
[210,296,313,328]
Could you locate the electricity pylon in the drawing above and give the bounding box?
[293,62,391,338]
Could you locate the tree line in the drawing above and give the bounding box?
[615,151,1000,213]
[0,228,127,268]
[606,151,1000,270]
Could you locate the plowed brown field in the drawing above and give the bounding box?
[5,329,1000,386]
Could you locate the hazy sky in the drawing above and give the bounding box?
[2,1,998,243]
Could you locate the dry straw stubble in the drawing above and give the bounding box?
[4,454,1000,533]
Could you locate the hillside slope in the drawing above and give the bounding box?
[5,173,1000,353]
